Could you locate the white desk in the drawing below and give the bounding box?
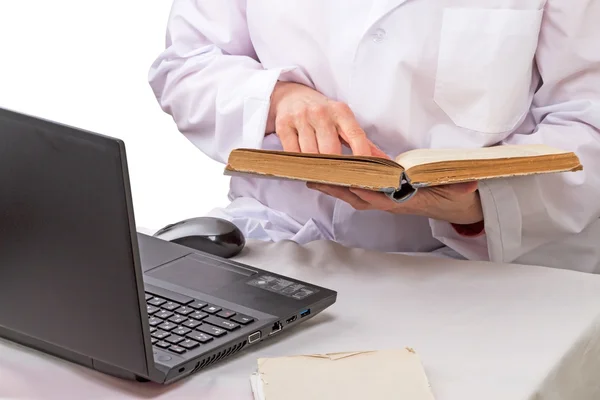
[2,239,600,399]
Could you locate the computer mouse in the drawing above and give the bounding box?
[153,217,245,259]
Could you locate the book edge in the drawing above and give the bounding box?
[223,167,407,193]
[231,148,401,167]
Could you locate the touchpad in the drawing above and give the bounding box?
[146,255,254,295]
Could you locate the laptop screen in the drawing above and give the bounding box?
[0,108,152,377]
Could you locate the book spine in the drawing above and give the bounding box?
[383,172,418,203]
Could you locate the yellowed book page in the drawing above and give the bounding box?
[256,348,435,400]
[395,144,569,171]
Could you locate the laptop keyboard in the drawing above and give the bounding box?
[145,290,255,355]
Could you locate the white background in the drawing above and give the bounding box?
[0,1,230,232]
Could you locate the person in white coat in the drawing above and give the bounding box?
[148,0,600,273]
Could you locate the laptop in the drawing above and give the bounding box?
[0,107,337,384]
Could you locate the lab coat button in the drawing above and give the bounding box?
[372,28,387,43]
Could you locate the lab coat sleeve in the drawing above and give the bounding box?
[148,0,296,163]
[429,0,600,265]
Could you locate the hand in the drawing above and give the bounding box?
[307,181,484,226]
[266,81,387,157]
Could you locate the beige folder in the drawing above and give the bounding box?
[250,348,436,399]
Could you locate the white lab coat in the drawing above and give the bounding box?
[148,0,600,273]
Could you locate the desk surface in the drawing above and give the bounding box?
[2,239,600,399]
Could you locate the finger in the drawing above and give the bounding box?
[295,115,319,154]
[339,136,389,159]
[308,183,372,210]
[329,103,372,156]
[348,188,396,211]
[309,110,342,154]
[447,181,479,194]
[275,117,301,152]
[432,181,479,198]
[369,143,390,159]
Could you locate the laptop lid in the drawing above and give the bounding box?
[0,108,153,377]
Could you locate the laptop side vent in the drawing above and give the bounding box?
[191,340,247,373]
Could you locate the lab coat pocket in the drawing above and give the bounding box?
[434,8,544,134]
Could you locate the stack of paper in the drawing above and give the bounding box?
[249,348,435,399]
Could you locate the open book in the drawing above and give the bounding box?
[225,144,582,202]
[249,348,436,400]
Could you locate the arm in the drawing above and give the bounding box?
[148,0,296,163]
[430,0,600,266]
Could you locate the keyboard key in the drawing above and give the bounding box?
[189,311,208,321]
[151,337,158,344]
[154,310,174,319]
[158,321,178,331]
[166,334,184,344]
[168,314,187,324]
[198,324,227,337]
[203,305,221,314]
[172,327,191,336]
[168,345,186,354]
[205,316,240,331]
[147,297,166,307]
[155,340,170,349]
[182,319,202,329]
[148,317,163,327]
[145,285,194,305]
[147,305,160,315]
[217,309,236,319]
[145,293,153,301]
[175,306,194,316]
[231,314,254,325]
[161,301,180,311]
[152,330,170,340]
[180,339,199,350]
[189,300,207,310]
[187,331,213,343]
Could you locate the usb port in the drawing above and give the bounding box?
[286,315,297,324]
[300,309,310,318]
